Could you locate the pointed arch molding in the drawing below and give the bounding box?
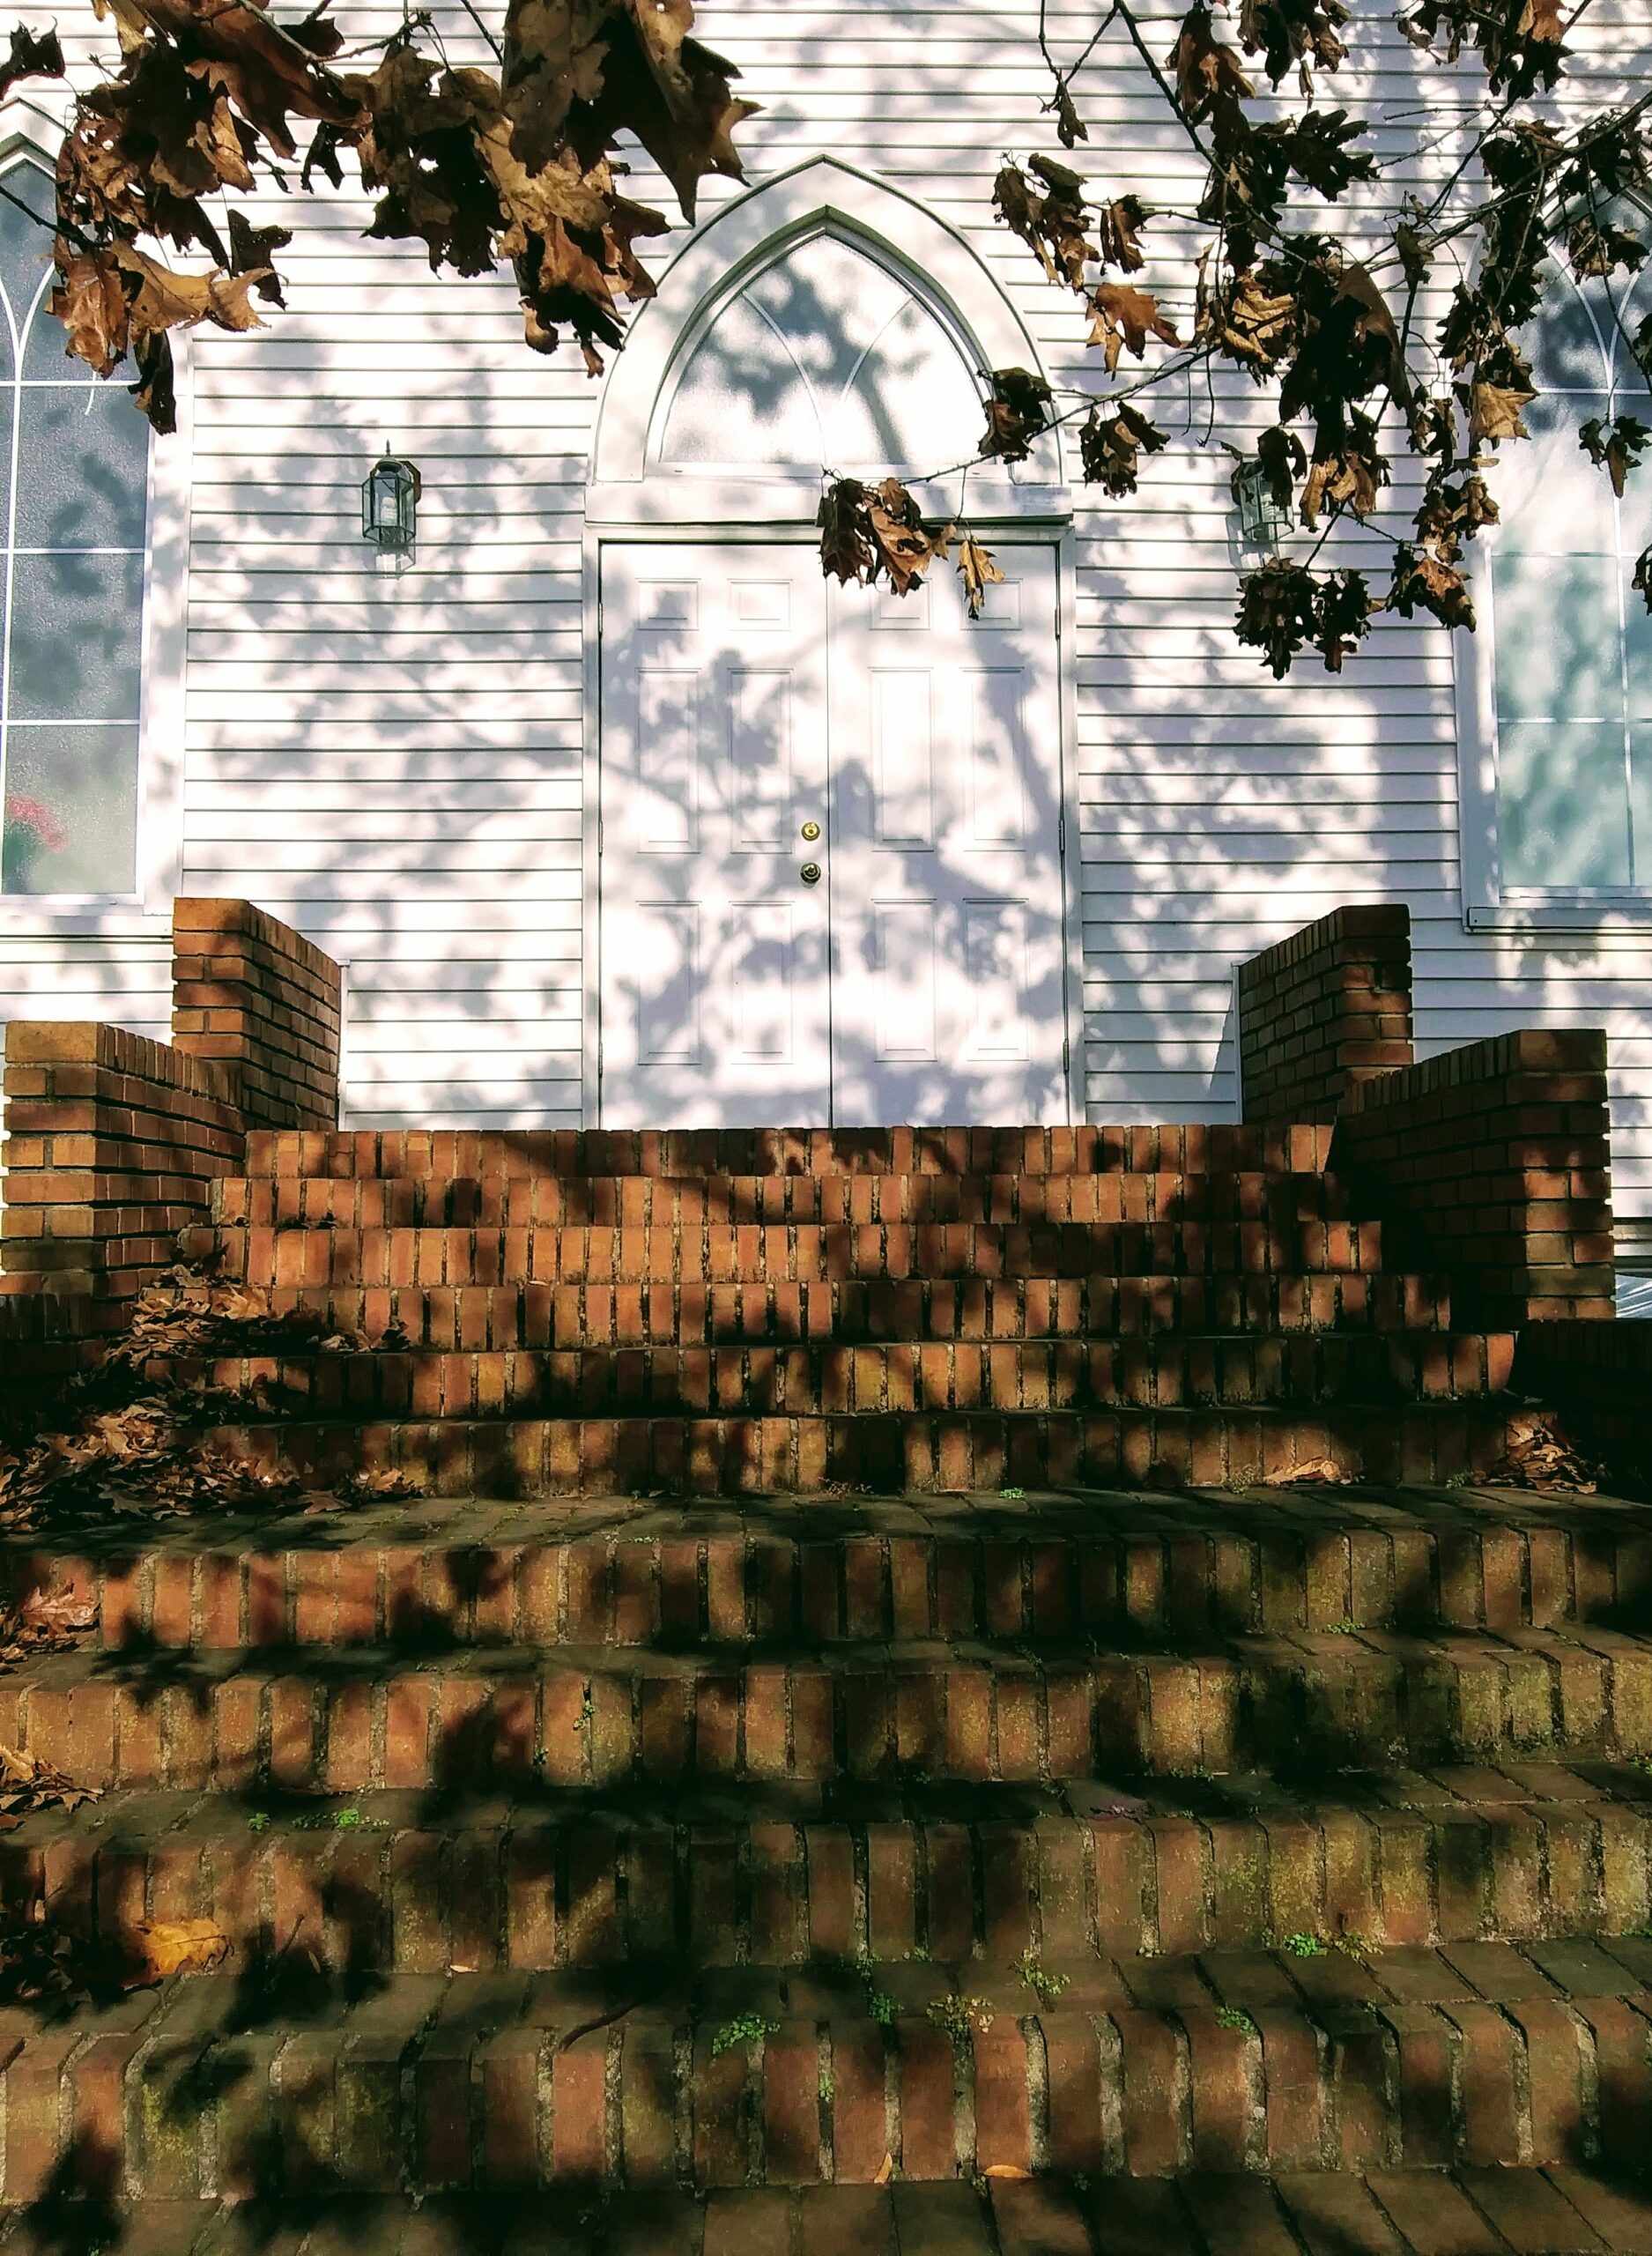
[589,157,1067,511]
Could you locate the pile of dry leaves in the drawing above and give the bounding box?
[1483,1410,1603,1494]
[0,1266,424,1534]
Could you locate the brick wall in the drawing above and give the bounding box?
[1332,1029,1614,1327]
[1238,904,1414,1122]
[171,897,342,1129]
[0,1023,249,1317]
[1513,1321,1651,1480]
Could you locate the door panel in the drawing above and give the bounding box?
[600,545,832,1127]
[827,546,1068,1124]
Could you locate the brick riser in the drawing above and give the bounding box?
[161,1332,1517,1420]
[241,1126,1339,1179]
[1,1970,1647,2199]
[21,1510,1619,1652]
[11,1789,1651,1974]
[10,1631,1652,1791]
[202,1401,1523,1498]
[219,1169,1370,1230]
[211,1273,1459,1345]
[186,1228,1404,1295]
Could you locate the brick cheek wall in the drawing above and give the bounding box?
[1,1023,248,1320]
[171,896,342,1130]
[1238,904,1414,1123]
[1332,1029,1614,1327]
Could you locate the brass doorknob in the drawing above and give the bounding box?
[801,820,820,842]
[800,861,821,884]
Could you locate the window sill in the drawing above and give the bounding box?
[1466,898,1652,933]
[0,897,171,940]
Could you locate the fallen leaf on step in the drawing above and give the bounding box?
[1259,1454,1358,1487]
[983,2164,1033,2179]
[0,1741,102,1813]
[1484,1411,1599,1493]
[335,1467,427,1503]
[874,2153,893,2186]
[129,1920,232,1982]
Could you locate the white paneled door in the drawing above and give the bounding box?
[599,542,1069,1127]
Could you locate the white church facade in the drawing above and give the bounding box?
[1,0,1650,1243]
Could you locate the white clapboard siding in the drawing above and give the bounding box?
[4,0,1652,1184]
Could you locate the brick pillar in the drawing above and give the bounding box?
[1,1022,248,1318]
[1332,1028,1613,1326]
[1238,905,1413,1122]
[171,897,342,1129]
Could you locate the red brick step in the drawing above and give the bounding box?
[11,1490,1638,1652]
[196,1398,1522,1497]
[1,1946,1646,2197]
[7,1771,1649,1976]
[8,1625,1652,1792]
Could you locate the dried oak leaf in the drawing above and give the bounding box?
[1168,2,1254,122]
[129,1918,232,1982]
[1580,413,1651,498]
[0,23,65,100]
[1235,0,1348,87]
[334,1466,427,1503]
[1300,409,1387,524]
[953,533,1004,620]
[865,476,940,596]
[1088,282,1182,374]
[1260,1452,1358,1486]
[1387,542,1476,632]
[1096,195,1147,274]
[1252,423,1308,508]
[818,478,875,586]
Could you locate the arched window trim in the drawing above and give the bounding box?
[588,157,1068,523]
[1456,202,1652,931]
[0,123,187,928]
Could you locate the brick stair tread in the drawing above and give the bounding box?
[151,1330,1522,1417]
[10,1624,1652,1792]
[0,1951,1648,2195]
[7,1770,1652,1974]
[14,1477,1643,1649]
[4,2174,1651,2255]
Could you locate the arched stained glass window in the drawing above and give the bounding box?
[0,158,149,895]
[656,228,1004,478]
[1485,212,1652,894]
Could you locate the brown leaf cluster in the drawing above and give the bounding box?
[1078,400,1167,495]
[0,1741,102,1817]
[1483,1411,1600,1495]
[980,367,1054,463]
[43,0,755,422]
[815,478,1004,620]
[0,1589,98,1680]
[1400,0,1567,97]
[1234,558,1374,675]
[1088,282,1181,374]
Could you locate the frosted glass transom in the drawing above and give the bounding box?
[657,231,985,473]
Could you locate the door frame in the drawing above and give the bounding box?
[582,523,1085,1129]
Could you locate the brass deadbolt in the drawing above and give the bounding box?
[801,820,821,842]
[800,861,822,885]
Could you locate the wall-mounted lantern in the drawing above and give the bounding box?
[362,449,420,553]
[1231,456,1293,553]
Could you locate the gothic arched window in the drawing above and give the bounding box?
[1480,219,1652,897]
[654,228,999,478]
[0,158,149,895]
